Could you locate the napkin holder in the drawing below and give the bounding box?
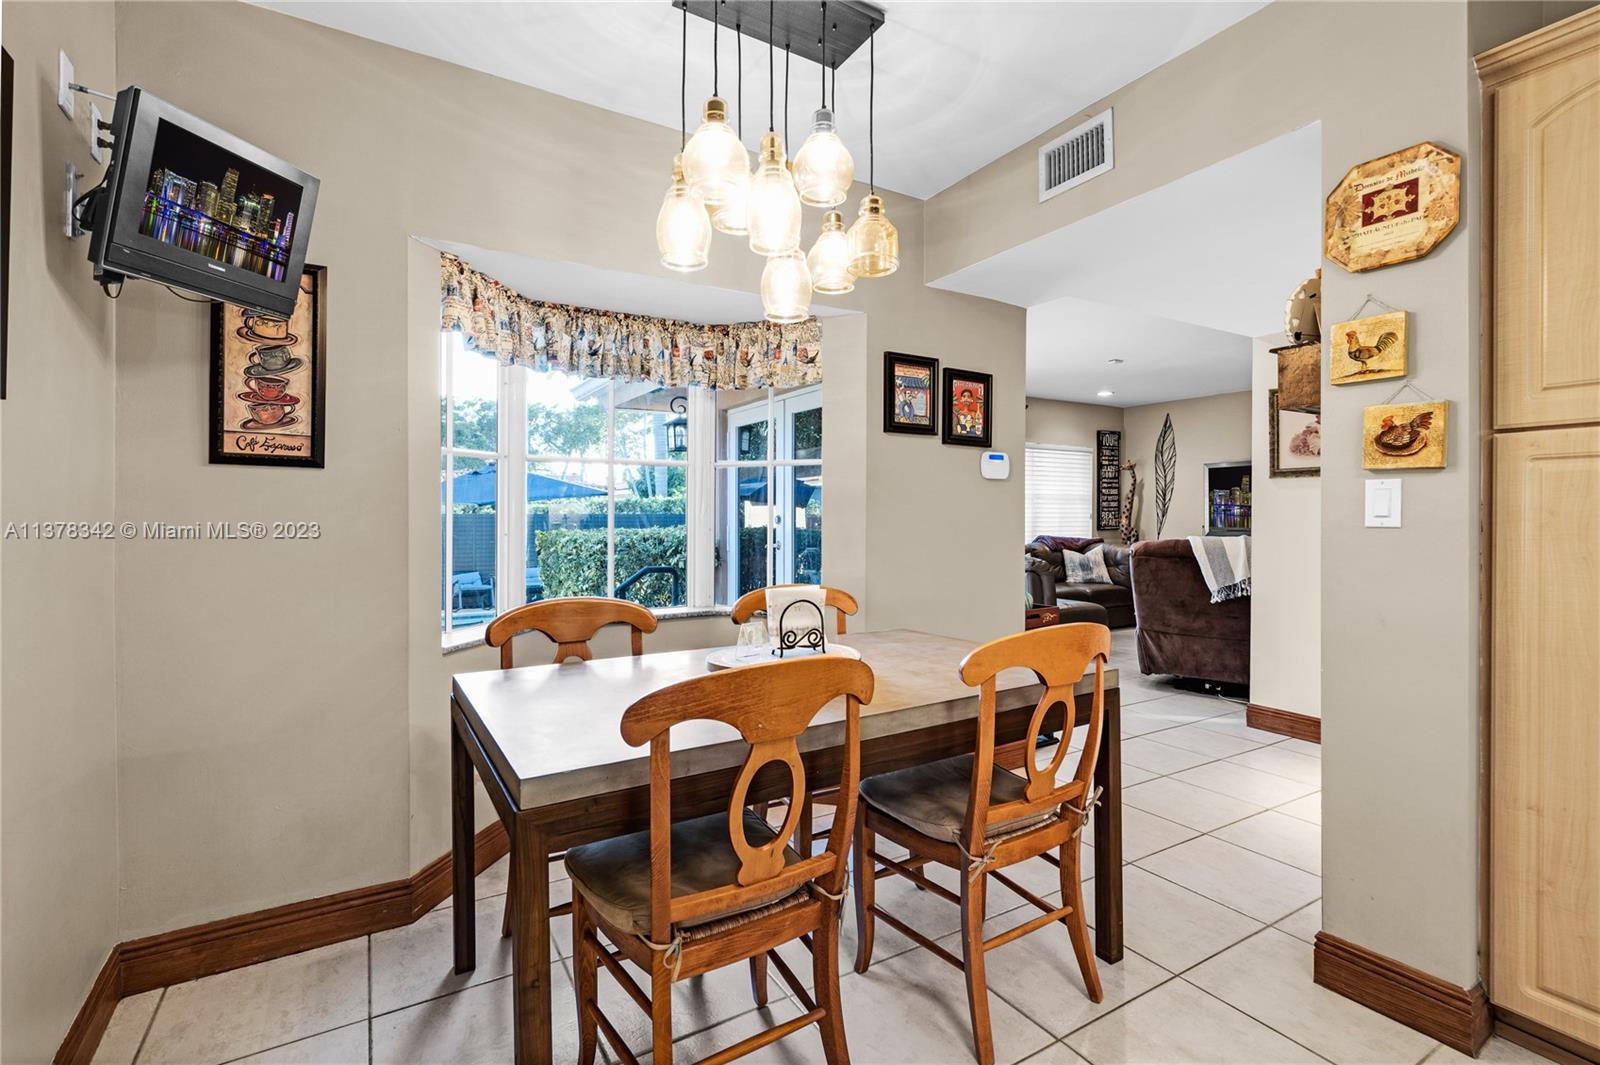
[773,598,826,657]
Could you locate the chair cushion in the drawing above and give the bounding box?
[564,811,805,939]
[860,754,1055,843]
[1055,582,1133,609]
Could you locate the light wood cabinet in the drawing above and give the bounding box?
[1479,9,1600,1056]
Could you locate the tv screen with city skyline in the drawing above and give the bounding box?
[138,118,305,282]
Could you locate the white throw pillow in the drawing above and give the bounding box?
[1061,546,1111,585]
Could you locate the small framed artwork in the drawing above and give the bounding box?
[883,351,938,435]
[1363,400,1447,470]
[1331,311,1407,385]
[210,264,327,467]
[941,367,992,448]
[1268,389,1320,477]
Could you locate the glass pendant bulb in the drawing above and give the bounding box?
[807,210,854,294]
[747,131,802,257]
[846,193,899,278]
[656,154,711,272]
[793,108,854,208]
[761,248,813,324]
[682,98,748,207]
[707,150,752,236]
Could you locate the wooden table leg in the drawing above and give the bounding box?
[1093,688,1123,963]
[510,815,553,1065]
[451,708,477,974]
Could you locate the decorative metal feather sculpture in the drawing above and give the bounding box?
[1119,461,1139,545]
[1153,414,1177,538]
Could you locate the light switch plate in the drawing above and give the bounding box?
[89,103,105,162]
[1365,478,1402,528]
[58,50,75,118]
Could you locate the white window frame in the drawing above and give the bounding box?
[441,332,821,641]
[1023,442,1094,541]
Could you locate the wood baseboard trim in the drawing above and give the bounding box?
[56,822,509,1064]
[1314,932,1490,1054]
[1494,1008,1600,1065]
[1246,703,1321,743]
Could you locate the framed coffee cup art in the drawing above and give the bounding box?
[941,367,993,448]
[210,265,327,467]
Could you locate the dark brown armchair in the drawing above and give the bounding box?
[1130,539,1250,686]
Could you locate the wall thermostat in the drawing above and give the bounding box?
[980,452,1010,480]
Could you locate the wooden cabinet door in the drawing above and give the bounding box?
[1490,427,1600,1045]
[1491,37,1600,430]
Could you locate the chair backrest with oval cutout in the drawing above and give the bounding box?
[485,597,659,668]
[956,623,1110,852]
[730,585,859,635]
[620,656,875,941]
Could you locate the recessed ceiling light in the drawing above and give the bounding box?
[1097,389,1115,397]
[1107,358,1124,365]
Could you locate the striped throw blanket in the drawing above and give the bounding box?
[1186,535,1251,603]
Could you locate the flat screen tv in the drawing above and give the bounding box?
[85,86,319,319]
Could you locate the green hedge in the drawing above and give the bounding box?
[536,526,687,607]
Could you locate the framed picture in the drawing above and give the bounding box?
[882,351,938,435]
[1268,389,1320,477]
[1,48,13,400]
[1363,400,1447,470]
[1325,142,1461,273]
[1095,429,1122,528]
[210,264,327,467]
[941,367,992,448]
[1330,310,1407,385]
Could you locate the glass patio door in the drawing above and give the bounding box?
[721,386,822,601]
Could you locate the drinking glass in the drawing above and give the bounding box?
[735,613,769,661]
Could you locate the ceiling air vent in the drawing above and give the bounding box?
[1038,109,1114,203]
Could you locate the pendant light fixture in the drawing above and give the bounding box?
[793,3,854,208]
[761,249,814,323]
[747,1,802,257]
[658,5,710,272]
[847,26,898,278]
[708,18,752,236]
[682,4,749,207]
[807,210,853,294]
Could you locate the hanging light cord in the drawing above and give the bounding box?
[820,2,827,109]
[712,0,720,97]
[736,20,743,139]
[784,42,791,146]
[869,26,876,193]
[767,0,776,132]
[680,3,688,150]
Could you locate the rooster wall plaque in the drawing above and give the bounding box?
[1332,311,1408,385]
[1363,401,1448,469]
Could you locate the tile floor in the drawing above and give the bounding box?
[94,631,1547,1065]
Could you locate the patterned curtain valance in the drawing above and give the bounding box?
[439,253,822,390]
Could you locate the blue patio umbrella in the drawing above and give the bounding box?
[737,475,818,507]
[444,461,606,505]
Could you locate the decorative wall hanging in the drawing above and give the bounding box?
[882,351,937,435]
[1095,429,1123,529]
[1119,461,1140,545]
[1274,341,1321,414]
[940,367,992,448]
[1364,396,1448,470]
[1,48,11,400]
[1153,413,1177,537]
[1284,269,1321,343]
[210,264,327,467]
[1325,142,1461,273]
[1332,308,1408,385]
[440,253,821,390]
[1268,389,1320,478]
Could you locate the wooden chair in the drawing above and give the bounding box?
[731,585,859,854]
[484,597,659,938]
[485,596,659,668]
[730,584,858,635]
[568,656,874,1065]
[851,623,1109,1065]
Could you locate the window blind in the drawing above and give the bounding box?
[1024,445,1093,541]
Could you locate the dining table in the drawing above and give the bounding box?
[450,627,1123,1065]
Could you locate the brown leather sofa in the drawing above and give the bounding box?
[1023,540,1136,629]
[1129,539,1250,686]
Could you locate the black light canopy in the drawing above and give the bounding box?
[672,0,884,69]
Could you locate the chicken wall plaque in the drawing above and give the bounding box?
[1363,401,1448,469]
[1331,311,1408,385]
[1325,143,1461,273]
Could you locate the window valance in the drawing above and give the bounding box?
[439,253,822,390]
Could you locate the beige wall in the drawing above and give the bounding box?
[106,0,1024,952]
[925,0,1575,991]
[0,6,122,1060]
[1024,397,1123,453]
[1249,338,1320,718]
[1121,392,1250,542]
